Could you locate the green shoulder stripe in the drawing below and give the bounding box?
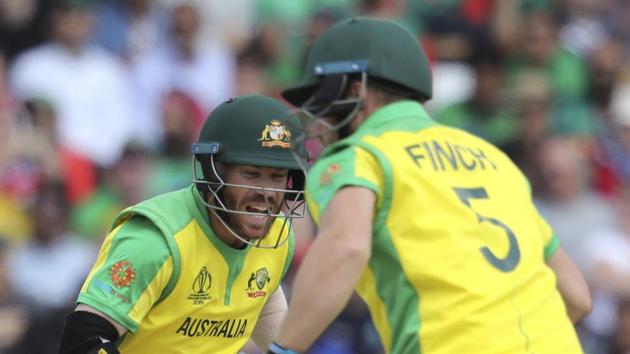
[281,230,295,281]
[119,211,182,305]
[544,233,560,261]
[116,187,203,304]
[353,141,423,354]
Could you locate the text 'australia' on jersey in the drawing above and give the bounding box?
[305,101,582,354]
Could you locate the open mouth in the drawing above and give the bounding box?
[245,204,270,218]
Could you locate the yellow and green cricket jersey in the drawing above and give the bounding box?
[77,185,294,354]
[306,101,582,354]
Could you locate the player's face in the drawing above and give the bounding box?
[221,164,288,239]
[302,115,340,160]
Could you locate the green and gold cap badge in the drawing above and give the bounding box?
[196,95,302,170]
[258,120,292,149]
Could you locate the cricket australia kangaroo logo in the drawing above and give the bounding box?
[188,266,212,305]
[246,267,271,298]
[258,120,291,149]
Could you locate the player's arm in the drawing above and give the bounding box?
[59,216,173,354]
[271,186,374,353]
[546,247,592,323]
[250,286,288,350]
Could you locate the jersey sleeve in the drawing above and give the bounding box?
[306,146,384,224]
[537,213,560,261]
[77,216,173,332]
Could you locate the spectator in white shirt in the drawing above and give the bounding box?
[129,1,235,148]
[9,0,134,167]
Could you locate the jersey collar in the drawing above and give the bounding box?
[356,100,433,135]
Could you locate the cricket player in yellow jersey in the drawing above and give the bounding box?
[58,95,307,354]
[268,18,592,354]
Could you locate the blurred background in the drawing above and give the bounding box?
[1,0,630,353]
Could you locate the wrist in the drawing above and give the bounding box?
[267,341,300,354]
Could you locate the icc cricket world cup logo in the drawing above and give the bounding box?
[188,266,212,305]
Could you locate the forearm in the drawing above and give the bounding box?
[251,287,288,349]
[275,232,369,352]
[560,275,592,324]
[547,248,592,323]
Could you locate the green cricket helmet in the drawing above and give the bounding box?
[192,95,305,248]
[282,17,432,140]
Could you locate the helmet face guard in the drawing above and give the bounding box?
[284,60,369,171]
[192,143,305,249]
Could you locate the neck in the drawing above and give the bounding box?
[58,40,84,56]
[176,42,195,61]
[349,93,387,132]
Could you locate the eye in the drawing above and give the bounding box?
[272,172,288,181]
[241,170,259,179]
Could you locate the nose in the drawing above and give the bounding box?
[251,178,280,203]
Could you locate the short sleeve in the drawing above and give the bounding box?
[306,146,384,224]
[537,213,560,261]
[77,216,173,332]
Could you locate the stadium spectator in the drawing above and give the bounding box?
[9,0,135,167]
[581,187,630,353]
[504,8,590,102]
[7,181,95,354]
[611,296,630,354]
[145,90,204,197]
[91,0,167,64]
[0,238,27,353]
[129,2,235,148]
[597,83,630,188]
[436,45,519,150]
[534,137,616,270]
[0,0,52,61]
[71,144,151,241]
[8,181,95,309]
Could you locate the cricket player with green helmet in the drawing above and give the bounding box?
[269,17,590,354]
[59,95,306,354]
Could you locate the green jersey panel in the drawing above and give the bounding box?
[78,217,173,331]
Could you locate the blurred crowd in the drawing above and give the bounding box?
[1,0,630,353]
